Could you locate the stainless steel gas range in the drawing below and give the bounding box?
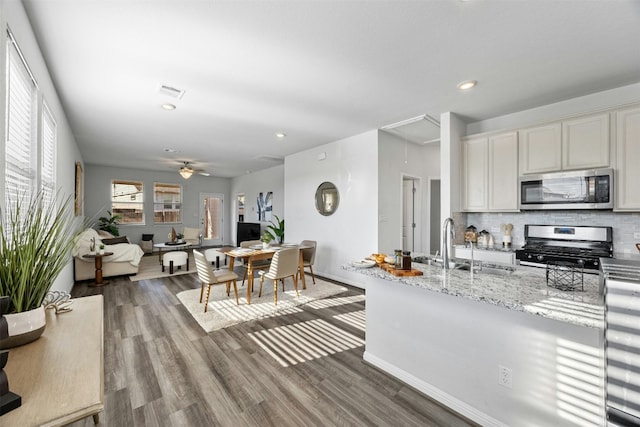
[515,224,613,271]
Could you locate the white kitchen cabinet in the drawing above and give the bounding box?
[462,136,488,211]
[518,123,562,174]
[615,106,640,210]
[488,131,518,210]
[562,113,610,170]
[519,113,610,174]
[462,131,518,212]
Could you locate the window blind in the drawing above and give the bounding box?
[153,182,182,223]
[5,31,37,211]
[41,101,57,208]
[111,180,144,224]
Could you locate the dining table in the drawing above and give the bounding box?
[222,243,311,304]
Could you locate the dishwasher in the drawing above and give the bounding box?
[601,258,640,426]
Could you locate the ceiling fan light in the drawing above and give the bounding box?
[179,167,193,179]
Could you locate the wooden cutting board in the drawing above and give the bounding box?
[378,263,423,277]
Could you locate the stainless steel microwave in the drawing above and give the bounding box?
[519,168,613,210]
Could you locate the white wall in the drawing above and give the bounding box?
[84,164,231,245]
[440,112,465,220]
[284,130,378,288]
[0,0,84,294]
[230,164,284,244]
[378,131,440,255]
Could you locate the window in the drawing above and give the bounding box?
[5,29,38,211]
[41,101,56,209]
[111,180,144,224]
[154,182,182,223]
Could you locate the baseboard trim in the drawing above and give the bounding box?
[363,351,508,427]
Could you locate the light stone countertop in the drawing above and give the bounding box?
[343,261,604,329]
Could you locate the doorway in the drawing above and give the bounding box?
[402,176,421,252]
[429,179,441,255]
[199,193,224,246]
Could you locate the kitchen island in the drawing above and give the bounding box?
[344,262,605,427]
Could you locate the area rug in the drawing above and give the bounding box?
[176,278,349,333]
[129,253,197,281]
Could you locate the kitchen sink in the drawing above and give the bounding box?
[455,262,516,276]
[413,256,516,275]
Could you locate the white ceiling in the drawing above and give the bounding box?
[22,0,640,178]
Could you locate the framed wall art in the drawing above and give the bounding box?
[74,161,83,216]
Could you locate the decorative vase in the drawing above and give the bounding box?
[0,305,46,349]
[262,242,269,249]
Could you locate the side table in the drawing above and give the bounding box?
[3,295,104,426]
[82,252,114,287]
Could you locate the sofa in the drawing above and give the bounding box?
[73,228,144,281]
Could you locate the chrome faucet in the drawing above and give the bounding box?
[442,217,455,270]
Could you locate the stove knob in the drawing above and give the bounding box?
[594,260,599,266]
[536,255,545,262]
[577,259,585,266]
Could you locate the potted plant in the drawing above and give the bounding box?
[99,243,105,255]
[98,210,121,236]
[0,191,85,348]
[265,215,285,244]
[260,231,273,249]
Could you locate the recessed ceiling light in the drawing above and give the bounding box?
[161,103,176,110]
[457,80,477,90]
[163,148,178,153]
[275,132,286,139]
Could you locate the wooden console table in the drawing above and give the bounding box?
[3,295,104,426]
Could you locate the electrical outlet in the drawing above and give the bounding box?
[498,365,512,389]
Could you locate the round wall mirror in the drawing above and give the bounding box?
[315,182,340,216]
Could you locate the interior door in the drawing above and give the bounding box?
[402,178,420,252]
[199,193,224,246]
[429,179,441,255]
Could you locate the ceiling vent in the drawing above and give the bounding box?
[158,84,185,99]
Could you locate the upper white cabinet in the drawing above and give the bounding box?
[615,106,640,211]
[462,136,488,211]
[562,113,610,170]
[488,132,519,211]
[462,131,518,212]
[519,113,610,174]
[518,123,562,174]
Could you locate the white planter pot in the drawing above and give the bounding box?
[262,242,269,249]
[0,305,46,349]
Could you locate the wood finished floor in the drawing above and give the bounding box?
[69,269,479,427]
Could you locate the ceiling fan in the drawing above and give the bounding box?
[177,161,209,179]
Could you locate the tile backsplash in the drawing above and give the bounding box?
[465,211,640,260]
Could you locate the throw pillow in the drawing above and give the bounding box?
[97,230,115,238]
[102,236,129,245]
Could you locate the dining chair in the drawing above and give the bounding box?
[240,239,271,286]
[193,249,239,312]
[258,247,300,305]
[298,240,317,284]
